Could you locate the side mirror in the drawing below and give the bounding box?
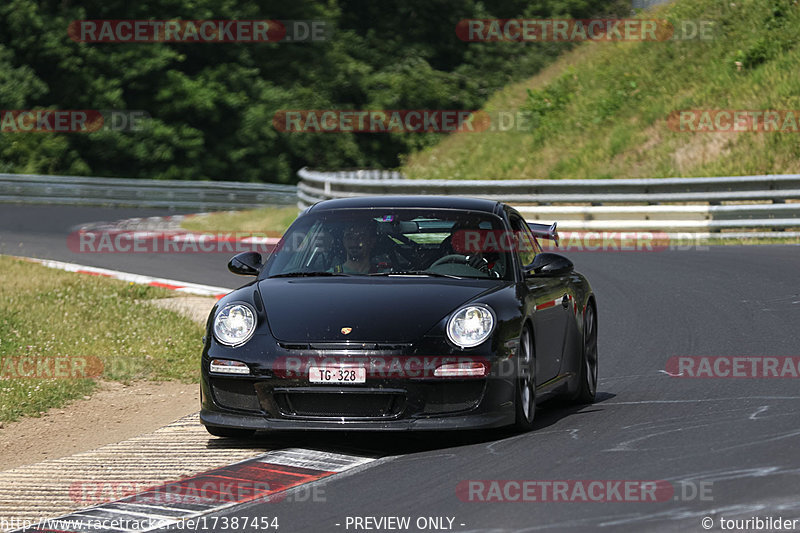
[525,253,573,277]
[228,251,263,276]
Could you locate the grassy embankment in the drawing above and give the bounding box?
[0,256,203,422]
[403,0,800,180]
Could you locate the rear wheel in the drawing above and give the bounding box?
[204,425,256,439]
[573,304,598,404]
[514,327,536,431]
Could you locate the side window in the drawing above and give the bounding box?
[510,215,537,267]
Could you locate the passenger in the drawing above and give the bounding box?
[435,220,502,278]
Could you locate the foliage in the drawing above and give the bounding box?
[0,0,630,182]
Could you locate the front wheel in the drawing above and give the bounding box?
[204,425,256,439]
[572,304,598,404]
[514,327,536,431]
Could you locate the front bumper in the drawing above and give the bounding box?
[201,331,521,432]
[201,368,517,431]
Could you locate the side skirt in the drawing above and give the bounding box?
[535,372,575,403]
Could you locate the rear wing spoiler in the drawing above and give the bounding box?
[527,222,559,248]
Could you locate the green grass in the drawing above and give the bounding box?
[181,206,300,235]
[0,256,204,422]
[404,0,800,180]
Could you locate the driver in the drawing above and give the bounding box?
[331,219,391,274]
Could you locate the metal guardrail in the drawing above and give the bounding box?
[297,168,800,204]
[297,168,800,236]
[2,169,798,237]
[0,173,297,210]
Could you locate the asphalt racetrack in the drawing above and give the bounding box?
[2,204,799,532]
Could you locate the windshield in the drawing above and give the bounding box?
[263,208,513,280]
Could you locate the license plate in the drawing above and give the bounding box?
[309,366,366,384]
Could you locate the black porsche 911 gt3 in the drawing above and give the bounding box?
[200,196,597,437]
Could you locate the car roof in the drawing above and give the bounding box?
[306,195,504,214]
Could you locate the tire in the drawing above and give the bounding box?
[514,327,536,431]
[204,425,256,439]
[573,303,598,404]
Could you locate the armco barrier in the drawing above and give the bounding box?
[2,170,798,237]
[0,173,296,210]
[297,168,800,237]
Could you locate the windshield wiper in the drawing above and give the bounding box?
[269,271,352,278]
[368,270,462,279]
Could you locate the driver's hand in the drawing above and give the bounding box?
[465,254,489,273]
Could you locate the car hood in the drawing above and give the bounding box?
[257,277,499,343]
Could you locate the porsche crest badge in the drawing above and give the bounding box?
[341,327,353,335]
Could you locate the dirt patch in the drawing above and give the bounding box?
[673,133,733,173]
[0,380,199,471]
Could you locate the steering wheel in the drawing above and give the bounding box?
[430,254,500,278]
[431,254,471,267]
[391,239,419,268]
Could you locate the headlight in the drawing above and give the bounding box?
[447,304,495,348]
[213,303,256,346]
